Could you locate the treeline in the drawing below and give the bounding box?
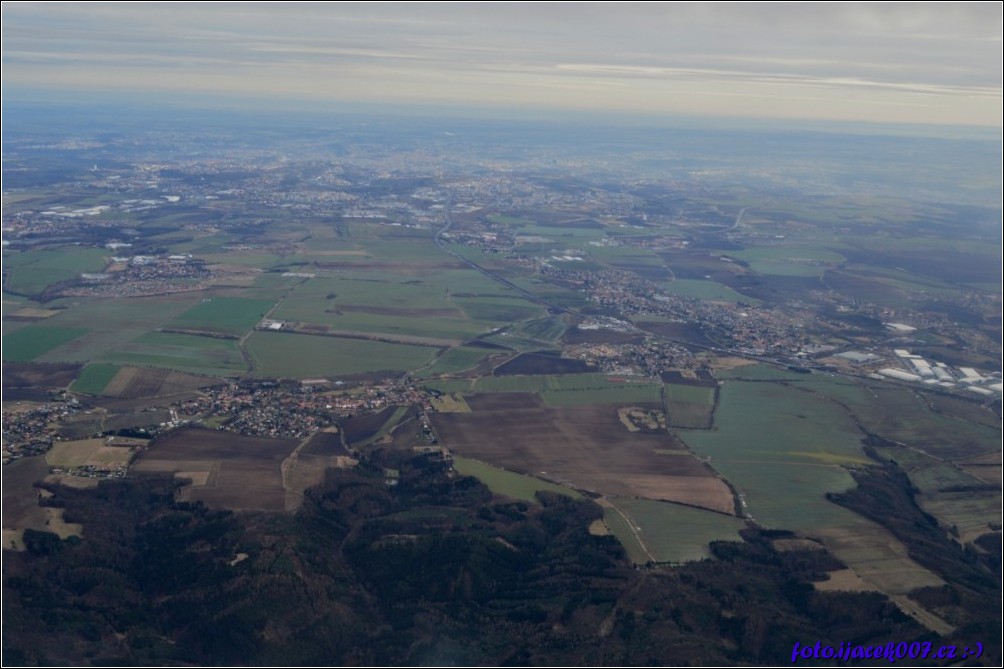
[3,448,1000,666]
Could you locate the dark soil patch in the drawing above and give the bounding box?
[131,427,298,512]
[636,322,715,347]
[302,431,349,457]
[432,394,730,511]
[341,405,400,446]
[2,362,82,389]
[562,328,645,345]
[494,353,594,376]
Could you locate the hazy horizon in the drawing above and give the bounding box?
[2,2,1001,129]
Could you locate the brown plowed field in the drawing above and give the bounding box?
[131,427,297,511]
[102,367,221,398]
[3,362,82,389]
[431,392,734,513]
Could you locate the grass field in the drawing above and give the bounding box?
[270,272,535,339]
[70,363,121,395]
[452,456,582,503]
[678,380,869,529]
[3,247,109,295]
[664,383,716,428]
[418,346,493,377]
[100,331,247,376]
[168,296,274,334]
[920,493,1002,543]
[660,279,761,304]
[46,438,136,468]
[2,292,28,316]
[603,497,745,564]
[786,373,1001,461]
[246,332,438,378]
[17,295,210,365]
[3,326,88,362]
[678,378,948,599]
[453,296,544,323]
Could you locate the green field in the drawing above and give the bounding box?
[2,326,88,362]
[727,246,844,277]
[169,296,274,334]
[781,373,1001,461]
[453,296,544,323]
[452,456,582,503]
[100,331,247,376]
[70,363,121,395]
[3,247,109,295]
[418,346,493,377]
[2,292,28,316]
[604,497,745,564]
[660,279,761,305]
[678,378,948,595]
[664,383,716,428]
[920,493,1002,543]
[269,272,536,340]
[13,294,206,364]
[246,332,439,378]
[678,380,869,530]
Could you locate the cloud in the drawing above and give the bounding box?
[2,2,1000,126]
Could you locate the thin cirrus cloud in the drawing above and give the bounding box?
[1,2,1000,126]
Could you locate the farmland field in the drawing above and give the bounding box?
[660,279,761,304]
[678,379,947,598]
[69,363,121,395]
[46,438,136,469]
[301,429,348,457]
[3,362,82,389]
[678,380,870,529]
[246,332,438,378]
[432,393,734,512]
[101,331,247,376]
[168,296,274,334]
[130,427,299,512]
[3,247,109,295]
[2,457,53,548]
[269,271,532,340]
[342,405,411,448]
[664,382,716,429]
[98,366,221,398]
[417,346,494,377]
[541,384,662,406]
[452,456,582,503]
[603,497,745,564]
[3,326,88,362]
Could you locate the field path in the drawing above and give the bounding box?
[598,498,656,563]
[238,288,295,376]
[280,434,314,511]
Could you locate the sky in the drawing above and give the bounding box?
[2,2,1001,127]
